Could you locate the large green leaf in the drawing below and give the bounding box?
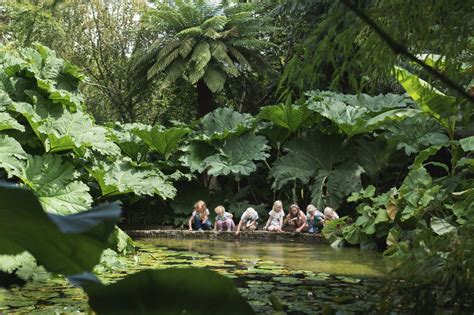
[85,269,254,315]
[306,90,418,137]
[0,112,24,132]
[399,168,442,221]
[258,103,313,133]
[0,135,27,178]
[355,139,394,178]
[132,125,190,160]
[19,154,92,215]
[89,159,176,199]
[199,107,254,141]
[1,45,84,111]
[460,136,474,152]
[384,114,449,155]
[306,91,411,112]
[394,66,457,137]
[109,123,150,162]
[180,141,216,173]
[0,182,120,276]
[203,133,269,177]
[270,131,363,208]
[12,101,120,156]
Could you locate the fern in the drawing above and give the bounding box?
[203,67,226,93]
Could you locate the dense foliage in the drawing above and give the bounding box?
[0,0,473,313]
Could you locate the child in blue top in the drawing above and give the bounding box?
[306,204,325,234]
[213,205,235,232]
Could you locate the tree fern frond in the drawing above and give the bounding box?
[228,47,252,71]
[203,28,222,40]
[164,58,188,84]
[176,26,203,38]
[156,40,182,61]
[190,42,212,72]
[201,16,228,31]
[148,47,181,79]
[203,66,227,93]
[212,41,239,77]
[187,65,206,84]
[179,37,196,59]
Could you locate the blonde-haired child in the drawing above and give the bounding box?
[324,207,339,221]
[283,204,306,233]
[235,207,259,235]
[263,200,284,232]
[188,200,212,231]
[214,205,235,232]
[306,204,325,234]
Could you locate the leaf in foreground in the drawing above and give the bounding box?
[85,268,254,315]
[0,182,120,275]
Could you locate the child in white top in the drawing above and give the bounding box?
[235,207,259,235]
[263,200,284,232]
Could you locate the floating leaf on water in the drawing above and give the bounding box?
[272,276,301,284]
[335,276,361,284]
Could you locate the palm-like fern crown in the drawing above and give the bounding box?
[138,0,276,93]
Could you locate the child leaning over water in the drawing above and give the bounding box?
[235,207,259,235]
[214,205,235,232]
[283,204,306,233]
[263,200,284,232]
[188,200,212,231]
[305,204,325,234]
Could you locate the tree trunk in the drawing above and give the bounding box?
[197,79,214,117]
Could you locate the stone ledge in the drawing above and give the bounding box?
[125,229,326,244]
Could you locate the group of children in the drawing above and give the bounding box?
[187,200,339,235]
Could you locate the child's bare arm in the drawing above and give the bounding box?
[263,217,271,229]
[235,220,243,234]
[188,215,194,231]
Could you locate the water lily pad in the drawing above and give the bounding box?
[335,276,361,284]
[272,276,302,285]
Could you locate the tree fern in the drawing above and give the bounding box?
[134,0,275,115]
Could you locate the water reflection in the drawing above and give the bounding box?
[138,238,384,277]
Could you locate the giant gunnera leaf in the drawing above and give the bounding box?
[258,103,313,133]
[0,135,27,178]
[203,133,270,177]
[132,125,190,160]
[270,130,363,208]
[89,158,176,199]
[0,112,24,132]
[384,114,449,155]
[305,90,419,138]
[0,182,120,276]
[108,122,150,163]
[12,101,120,156]
[198,107,254,141]
[19,154,93,215]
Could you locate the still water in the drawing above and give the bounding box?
[140,238,384,277]
[0,238,386,314]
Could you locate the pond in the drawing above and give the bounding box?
[0,238,388,314]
